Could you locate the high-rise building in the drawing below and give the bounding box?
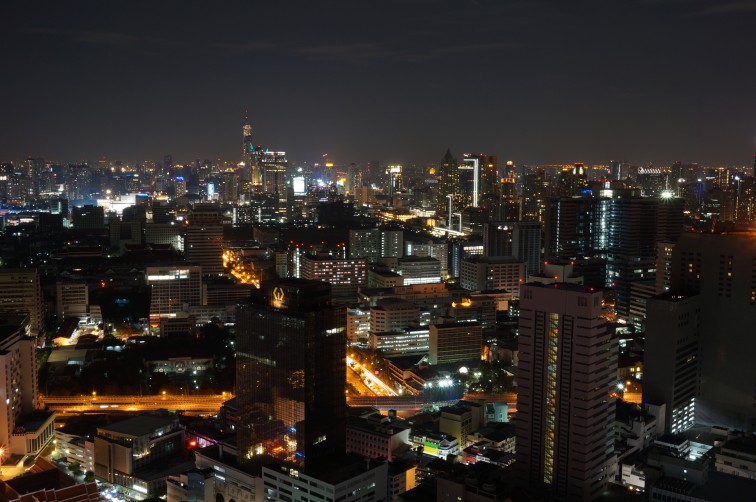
[607,196,684,318]
[544,197,609,260]
[516,283,617,500]
[185,205,224,276]
[0,315,51,457]
[261,151,288,209]
[397,256,441,285]
[349,228,404,263]
[464,153,497,197]
[242,118,258,183]
[643,292,700,434]
[301,255,367,300]
[438,149,460,213]
[429,321,482,365]
[235,279,347,469]
[522,169,547,222]
[669,232,756,430]
[460,256,525,297]
[55,280,89,320]
[369,298,420,335]
[94,414,187,497]
[0,268,44,335]
[146,266,203,327]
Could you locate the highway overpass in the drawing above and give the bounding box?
[39,393,230,416]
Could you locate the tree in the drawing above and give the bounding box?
[68,461,82,477]
[84,470,95,482]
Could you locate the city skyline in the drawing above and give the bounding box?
[4,0,756,165]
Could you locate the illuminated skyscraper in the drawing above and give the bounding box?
[0,268,44,335]
[242,117,259,184]
[516,283,617,500]
[236,279,346,469]
[261,151,288,211]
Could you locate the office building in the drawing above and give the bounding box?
[607,196,684,318]
[369,298,420,334]
[301,255,367,300]
[438,149,460,213]
[185,204,224,276]
[261,150,288,206]
[145,223,184,252]
[669,232,756,429]
[460,256,525,297]
[346,412,410,461]
[397,256,441,285]
[404,236,448,277]
[94,414,191,498]
[429,321,482,365]
[349,228,404,263]
[261,456,388,502]
[368,327,429,356]
[0,268,44,335]
[55,280,88,320]
[71,204,105,229]
[146,266,203,326]
[516,283,617,500]
[544,196,609,261]
[0,315,53,457]
[643,292,700,434]
[235,279,346,469]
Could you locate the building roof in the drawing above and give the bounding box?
[98,413,176,437]
[721,436,756,456]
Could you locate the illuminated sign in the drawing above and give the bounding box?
[272,286,285,308]
[293,176,306,195]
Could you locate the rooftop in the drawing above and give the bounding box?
[98,413,177,437]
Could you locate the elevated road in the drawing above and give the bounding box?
[39,393,230,416]
[348,392,517,411]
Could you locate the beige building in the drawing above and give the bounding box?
[460,256,525,298]
[429,321,482,365]
[0,268,43,335]
[515,283,617,501]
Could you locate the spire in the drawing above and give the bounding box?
[443,148,456,165]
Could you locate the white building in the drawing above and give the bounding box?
[262,455,388,502]
[56,280,89,320]
[460,256,525,298]
[346,412,411,461]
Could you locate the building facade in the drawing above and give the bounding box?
[515,283,617,500]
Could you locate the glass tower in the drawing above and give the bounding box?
[236,279,347,470]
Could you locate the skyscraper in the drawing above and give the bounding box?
[643,292,700,434]
[0,268,44,335]
[670,232,756,430]
[437,149,459,214]
[516,283,617,500]
[235,279,347,470]
[242,118,256,183]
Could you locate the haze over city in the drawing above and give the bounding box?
[4,0,756,165]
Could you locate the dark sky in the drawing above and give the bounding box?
[3,0,756,166]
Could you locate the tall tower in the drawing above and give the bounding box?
[437,148,459,214]
[516,283,617,500]
[236,279,347,470]
[242,116,260,185]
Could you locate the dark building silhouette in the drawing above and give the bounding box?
[235,279,347,470]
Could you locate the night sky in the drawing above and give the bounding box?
[3,0,756,166]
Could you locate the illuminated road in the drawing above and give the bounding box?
[39,394,230,415]
[346,356,398,396]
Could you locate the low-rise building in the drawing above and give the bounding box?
[346,411,411,461]
[262,455,388,502]
[94,413,193,498]
[716,436,756,480]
